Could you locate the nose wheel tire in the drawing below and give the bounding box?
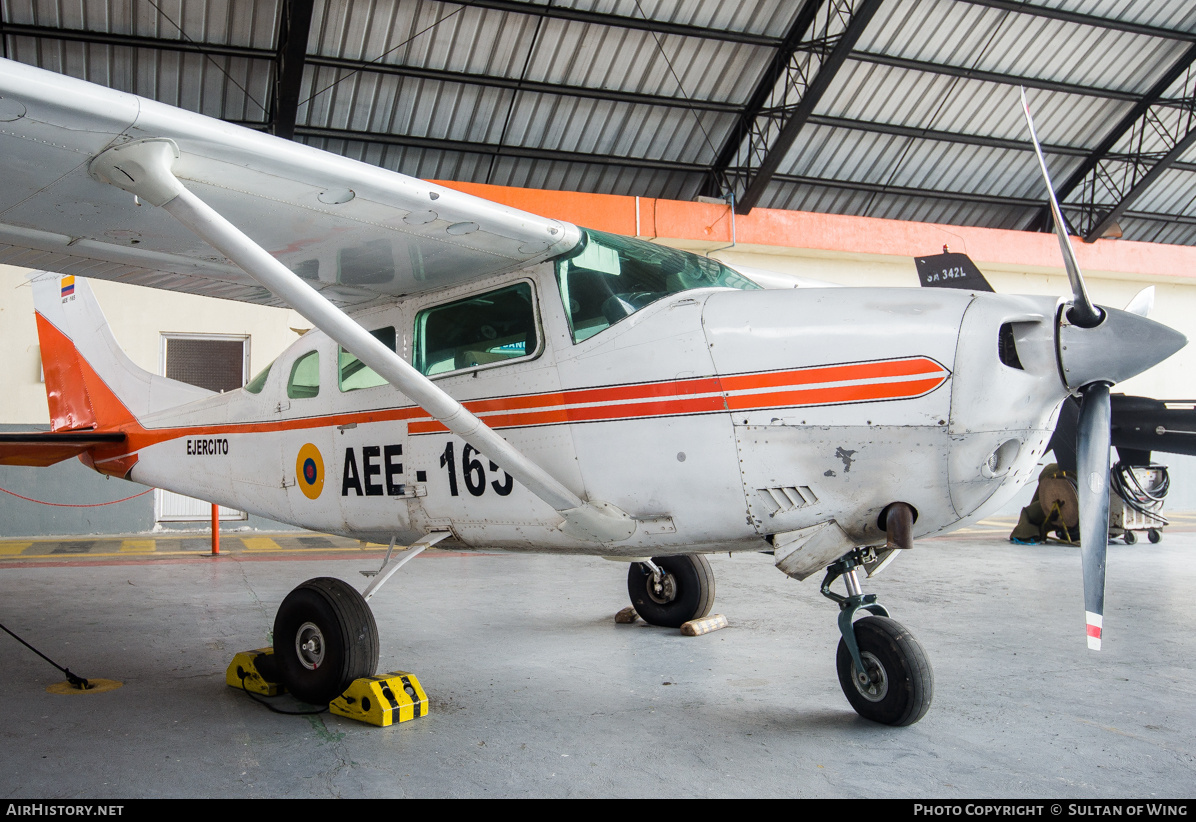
[273,577,379,705]
[836,616,933,726]
[627,554,715,628]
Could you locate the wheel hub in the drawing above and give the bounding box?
[851,651,888,702]
[295,621,325,670]
[645,571,677,604]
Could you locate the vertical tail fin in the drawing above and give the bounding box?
[31,273,212,432]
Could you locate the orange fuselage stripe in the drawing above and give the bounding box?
[120,359,947,450]
[40,323,948,465]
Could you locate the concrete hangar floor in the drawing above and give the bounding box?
[0,521,1193,799]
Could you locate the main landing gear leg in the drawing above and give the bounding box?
[273,532,451,704]
[821,549,933,726]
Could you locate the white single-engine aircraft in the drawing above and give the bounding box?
[0,61,1185,726]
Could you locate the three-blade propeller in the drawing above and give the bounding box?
[1019,89,1186,650]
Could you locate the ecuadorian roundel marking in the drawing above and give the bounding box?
[296,443,324,500]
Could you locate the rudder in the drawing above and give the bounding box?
[31,272,212,432]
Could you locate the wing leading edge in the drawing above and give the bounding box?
[0,59,580,308]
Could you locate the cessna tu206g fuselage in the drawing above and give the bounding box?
[37,250,1060,560]
[1,57,1186,725]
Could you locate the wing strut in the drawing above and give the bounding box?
[88,138,635,543]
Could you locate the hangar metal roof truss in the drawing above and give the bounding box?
[2,0,1196,245]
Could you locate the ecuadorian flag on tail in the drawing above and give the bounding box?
[60,275,74,298]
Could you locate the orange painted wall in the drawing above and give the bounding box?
[437,180,1196,283]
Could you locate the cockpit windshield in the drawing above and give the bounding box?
[554,228,759,343]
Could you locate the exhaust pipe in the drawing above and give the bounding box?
[881,502,916,551]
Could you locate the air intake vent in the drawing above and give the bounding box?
[757,485,818,516]
[998,323,1024,370]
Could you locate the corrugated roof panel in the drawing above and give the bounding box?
[5,0,281,49]
[757,180,1030,231]
[500,91,732,161]
[863,0,1189,96]
[1123,167,1196,217]
[1120,216,1196,246]
[4,37,273,122]
[1032,0,1196,32]
[309,0,771,103]
[526,19,768,103]
[300,66,511,143]
[779,125,1082,205]
[298,64,734,163]
[526,0,797,37]
[1100,75,1196,160]
[313,0,538,76]
[4,0,1196,247]
[820,60,1133,149]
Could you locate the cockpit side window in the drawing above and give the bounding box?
[554,228,759,343]
[413,281,540,377]
[286,350,320,399]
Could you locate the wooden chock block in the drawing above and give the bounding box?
[681,614,728,636]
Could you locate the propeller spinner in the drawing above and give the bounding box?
[1019,89,1187,650]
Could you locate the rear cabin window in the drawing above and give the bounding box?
[339,326,396,392]
[414,282,539,376]
[287,351,320,399]
[244,362,271,394]
[554,228,759,343]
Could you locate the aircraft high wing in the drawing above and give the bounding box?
[0,59,1187,726]
[0,58,577,308]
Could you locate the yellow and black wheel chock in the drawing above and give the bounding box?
[226,649,429,727]
[225,647,283,696]
[329,672,429,727]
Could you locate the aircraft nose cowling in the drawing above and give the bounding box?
[1057,305,1187,391]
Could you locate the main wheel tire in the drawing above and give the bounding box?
[835,616,933,726]
[273,577,379,705]
[627,554,714,628]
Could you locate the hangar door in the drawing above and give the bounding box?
[156,334,248,522]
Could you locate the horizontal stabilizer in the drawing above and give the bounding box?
[0,432,126,467]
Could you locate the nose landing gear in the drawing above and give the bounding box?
[821,550,933,726]
[627,554,715,628]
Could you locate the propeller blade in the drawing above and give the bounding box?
[1124,286,1155,318]
[1076,382,1112,650]
[1019,88,1102,328]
